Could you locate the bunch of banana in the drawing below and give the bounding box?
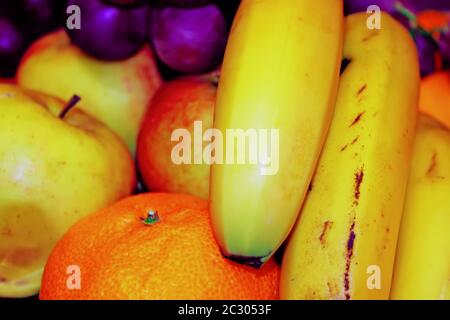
[390,115,450,300]
[281,13,420,299]
[210,0,344,268]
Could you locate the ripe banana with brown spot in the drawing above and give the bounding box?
[390,114,450,300]
[210,0,344,268]
[280,12,420,299]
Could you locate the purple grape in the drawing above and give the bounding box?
[439,30,450,67]
[66,0,150,61]
[217,0,241,27]
[105,0,148,6]
[154,0,212,8]
[16,0,63,39]
[414,31,440,76]
[0,18,26,77]
[402,0,450,12]
[344,0,398,15]
[0,3,17,18]
[345,0,450,16]
[151,4,228,73]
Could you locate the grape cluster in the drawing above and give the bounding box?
[0,0,66,77]
[1,0,448,78]
[0,0,238,78]
[0,18,24,76]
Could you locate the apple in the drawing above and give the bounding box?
[16,29,163,154]
[0,84,135,298]
[137,73,217,199]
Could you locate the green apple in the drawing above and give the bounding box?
[0,84,136,298]
[17,29,163,154]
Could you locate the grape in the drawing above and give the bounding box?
[0,1,65,42]
[154,0,212,8]
[402,0,450,12]
[0,3,17,18]
[151,4,228,73]
[104,0,148,6]
[413,31,440,76]
[217,0,241,27]
[344,0,398,15]
[15,0,64,39]
[0,18,26,77]
[66,0,150,61]
[345,0,450,15]
[439,30,450,68]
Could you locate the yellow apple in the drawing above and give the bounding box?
[16,29,163,154]
[0,84,136,298]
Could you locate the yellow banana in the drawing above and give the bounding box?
[390,115,450,300]
[281,13,420,299]
[210,0,344,268]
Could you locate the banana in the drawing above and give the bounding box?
[210,0,344,268]
[280,13,420,299]
[390,115,450,300]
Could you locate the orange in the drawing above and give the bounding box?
[417,10,450,32]
[40,193,279,300]
[416,11,450,71]
[419,70,450,128]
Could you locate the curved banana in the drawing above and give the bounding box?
[281,13,420,299]
[210,0,344,268]
[390,115,450,300]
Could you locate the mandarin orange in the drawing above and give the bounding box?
[419,70,450,128]
[40,193,279,300]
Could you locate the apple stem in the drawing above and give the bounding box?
[59,95,81,119]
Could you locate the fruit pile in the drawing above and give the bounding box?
[0,0,449,300]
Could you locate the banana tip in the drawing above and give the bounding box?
[224,253,270,269]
